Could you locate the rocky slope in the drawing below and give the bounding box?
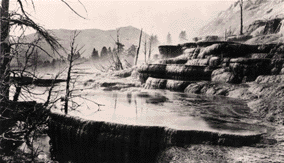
[198,0,284,44]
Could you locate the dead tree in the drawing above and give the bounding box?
[12,37,42,102]
[64,31,84,114]
[0,1,88,160]
[148,43,152,62]
[135,29,143,65]
[240,0,243,35]
[148,35,154,63]
[0,0,11,102]
[144,36,147,63]
[109,30,124,70]
[0,0,87,103]
[115,30,124,70]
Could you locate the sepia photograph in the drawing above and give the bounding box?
[1,0,284,162]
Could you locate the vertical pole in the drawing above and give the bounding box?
[240,0,243,35]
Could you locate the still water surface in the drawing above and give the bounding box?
[13,78,266,162]
[10,77,265,135]
[51,87,264,135]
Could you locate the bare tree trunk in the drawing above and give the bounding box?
[0,0,11,102]
[144,36,147,63]
[148,39,152,62]
[225,29,227,41]
[240,0,243,35]
[135,29,143,65]
[115,52,123,70]
[64,49,73,115]
[13,86,21,101]
[64,57,73,114]
[115,31,123,70]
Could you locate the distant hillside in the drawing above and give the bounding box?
[198,0,284,43]
[25,26,151,61]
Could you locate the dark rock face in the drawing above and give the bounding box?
[158,45,183,58]
[263,18,283,35]
[138,64,213,82]
[246,18,284,36]
[229,58,271,82]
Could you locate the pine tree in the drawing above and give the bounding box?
[167,32,172,44]
[100,46,108,57]
[91,48,99,59]
[108,47,112,55]
[179,31,187,42]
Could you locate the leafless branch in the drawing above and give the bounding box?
[5,16,64,55]
[61,0,88,20]
[73,95,105,107]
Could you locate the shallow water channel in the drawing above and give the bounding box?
[13,79,266,162]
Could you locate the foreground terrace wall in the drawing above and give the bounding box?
[48,112,262,163]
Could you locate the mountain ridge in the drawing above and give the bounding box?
[25,25,151,61]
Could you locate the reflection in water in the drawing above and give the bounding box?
[127,93,132,104]
[145,93,168,105]
[12,83,267,162]
[12,81,264,135]
[114,93,117,110]
[55,89,265,135]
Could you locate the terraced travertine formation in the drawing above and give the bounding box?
[137,41,284,125]
[134,41,284,162]
[138,41,284,90]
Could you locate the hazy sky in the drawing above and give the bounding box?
[10,0,236,43]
